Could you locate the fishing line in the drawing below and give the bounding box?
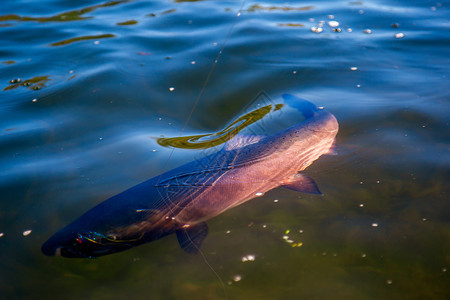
[153,1,247,298]
[156,0,247,187]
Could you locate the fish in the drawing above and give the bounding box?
[41,94,338,258]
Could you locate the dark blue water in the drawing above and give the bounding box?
[1,0,449,299]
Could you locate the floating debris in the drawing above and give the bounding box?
[190,61,196,64]
[32,98,37,102]
[362,253,367,258]
[273,199,279,203]
[347,28,353,32]
[371,223,379,227]
[0,233,4,238]
[332,28,342,32]
[23,230,32,236]
[391,23,400,28]
[310,26,323,33]
[328,20,339,27]
[169,87,175,92]
[363,29,372,34]
[386,279,393,285]
[395,32,405,39]
[9,78,21,84]
[116,20,138,26]
[359,203,364,207]
[350,67,358,71]
[232,275,242,282]
[255,192,263,196]
[241,254,255,262]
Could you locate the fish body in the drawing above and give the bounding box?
[42,95,338,258]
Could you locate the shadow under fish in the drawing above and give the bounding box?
[41,94,338,258]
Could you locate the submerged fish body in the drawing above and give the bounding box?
[42,95,338,258]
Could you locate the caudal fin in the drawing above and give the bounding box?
[282,94,318,119]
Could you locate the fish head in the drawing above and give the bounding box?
[41,227,137,258]
[41,203,163,258]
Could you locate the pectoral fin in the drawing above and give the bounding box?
[176,222,208,254]
[281,174,323,195]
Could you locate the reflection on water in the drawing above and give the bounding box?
[157,104,283,149]
[117,20,138,26]
[246,4,314,12]
[0,0,129,23]
[49,34,116,46]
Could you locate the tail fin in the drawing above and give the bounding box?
[282,94,318,119]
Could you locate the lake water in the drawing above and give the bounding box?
[0,0,448,299]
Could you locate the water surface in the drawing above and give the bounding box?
[0,0,448,299]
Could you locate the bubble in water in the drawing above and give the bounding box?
[395,33,405,39]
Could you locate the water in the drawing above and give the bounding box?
[0,0,448,299]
